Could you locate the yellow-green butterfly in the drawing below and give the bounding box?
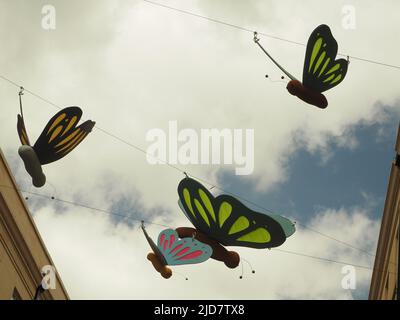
[255,24,348,108]
[178,178,295,250]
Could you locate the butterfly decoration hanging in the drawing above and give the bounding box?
[176,177,296,269]
[141,223,212,279]
[254,24,348,109]
[17,97,95,188]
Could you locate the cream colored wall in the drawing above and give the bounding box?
[0,149,69,300]
[0,239,31,299]
[385,224,398,299]
[369,127,400,300]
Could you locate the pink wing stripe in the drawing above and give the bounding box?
[159,234,165,247]
[170,243,183,254]
[164,240,168,251]
[169,235,175,248]
[177,250,203,260]
[174,247,190,257]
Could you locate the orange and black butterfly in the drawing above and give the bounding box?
[17,107,95,187]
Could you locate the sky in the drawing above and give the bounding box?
[0,0,399,300]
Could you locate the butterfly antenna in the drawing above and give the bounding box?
[46,181,57,200]
[253,31,297,81]
[242,258,256,274]
[239,260,244,279]
[174,271,189,281]
[24,183,33,201]
[265,74,287,84]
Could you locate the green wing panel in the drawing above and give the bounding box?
[302,24,348,93]
[177,178,296,249]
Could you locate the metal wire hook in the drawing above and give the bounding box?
[253,31,259,43]
[18,86,25,121]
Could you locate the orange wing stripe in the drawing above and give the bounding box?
[21,135,27,145]
[49,125,63,143]
[56,131,85,153]
[55,129,81,147]
[47,113,66,135]
[61,116,78,136]
[60,133,88,155]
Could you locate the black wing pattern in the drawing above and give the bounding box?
[33,106,95,165]
[178,178,294,249]
[302,24,348,93]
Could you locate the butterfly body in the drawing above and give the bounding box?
[286,80,328,109]
[147,252,173,279]
[18,145,46,187]
[176,227,240,268]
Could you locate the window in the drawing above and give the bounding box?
[10,288,21,300]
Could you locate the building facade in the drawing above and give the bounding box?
[0,149,69,300]
[369,126,400,300]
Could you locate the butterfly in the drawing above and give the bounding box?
[142,225,212,279]
[176,177,295,268]
[255,24,348,108]
[17,106,95,187]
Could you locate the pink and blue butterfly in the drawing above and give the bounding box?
[156,229,212,266]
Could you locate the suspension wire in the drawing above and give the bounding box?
[0,73,383,261]
[0,2,397,280]
[140,0,400,70]
[253,32,297,81]
[0,184,170,229]
[0,183,395,276]
[295,222,377,259]
[273,248,397,276]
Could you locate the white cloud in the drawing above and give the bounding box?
[1,0,399,199]
[31,199,378,299]
[0,0,396,299]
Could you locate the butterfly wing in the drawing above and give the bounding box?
[17,115,31,146]
[302,24,348,93]
[178,178,295,249]
[33,106,95,165]
[157,229,212,266]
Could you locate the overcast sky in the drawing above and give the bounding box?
[0,0,399,299]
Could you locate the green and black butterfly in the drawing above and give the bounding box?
[302,24,348,93]
[177,178,295,249]
[255,24,348,108]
